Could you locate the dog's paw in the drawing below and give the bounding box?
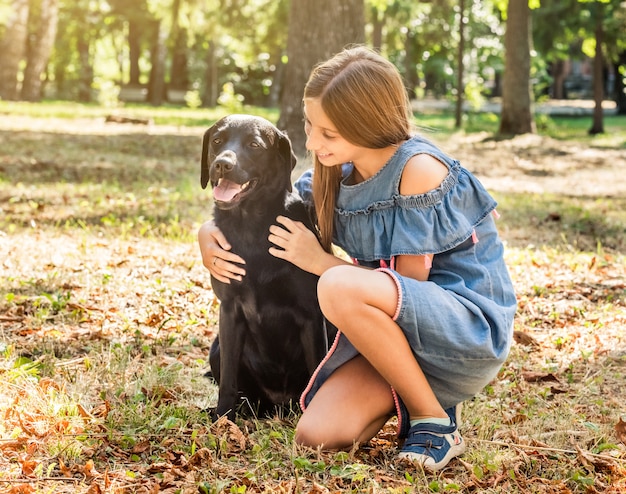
[201,405,219,422]
[203,369,218,384]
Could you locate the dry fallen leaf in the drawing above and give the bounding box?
[616,417,626,445]
[19,456,38,476]
[8,485,35,494]
[521,371,560,383]
[575,445,618,474]
[513,330,540,347]
[210,416,248,453]
[59,458,73,477]
[187,447,213,468]
[86,482,103,494]
[91,400,111,419]
[83,459,99,478]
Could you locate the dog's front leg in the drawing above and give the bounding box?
[214,304,245,421]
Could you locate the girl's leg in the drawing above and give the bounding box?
[295,355,394,449]
[304,265,465,470]
[316,265,448,422]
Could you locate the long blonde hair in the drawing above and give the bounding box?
[304,46,413,252]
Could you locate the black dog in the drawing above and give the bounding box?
[201,114,332,421]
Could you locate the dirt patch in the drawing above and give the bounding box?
[440,132,626,198]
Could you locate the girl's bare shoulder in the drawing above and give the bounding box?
[399,153,448,195]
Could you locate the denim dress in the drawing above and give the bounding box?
[295,136,517,431]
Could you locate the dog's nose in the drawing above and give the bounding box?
[214,160,235,173]
[213,153,237,176]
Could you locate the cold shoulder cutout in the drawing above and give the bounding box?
[333,135,497,262]
[399,153,449,196]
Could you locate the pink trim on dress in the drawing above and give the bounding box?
[492,209,501,219]
[390,387,404,438]
[299,329,343,411]
[471,229,479,244]
[375,267,402,321]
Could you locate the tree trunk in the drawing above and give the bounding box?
[370,6,384,52]
[615,55,626,115]
[551,60,567,99]
[148,20,167,106]
[498,0,534,136]
[168,0,188,92]
[0,0,30,100]
[22,0,59,102]
[404,31,418,100]
[278,0,365,156]
[455,0,466,129]
[77,36,94,102]
[201,39,219,107]
[588,5,605,135]
[269,46,285,108]
[169,29,189,91]
[128,19,142,85]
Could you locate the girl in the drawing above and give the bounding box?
[199,46,517,471]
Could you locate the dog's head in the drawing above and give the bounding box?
[200,115,297,211]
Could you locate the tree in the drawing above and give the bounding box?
[532,0,586,100]
[454,0,466,129]
[50,0,111,102]
[583,0,625,132]
[588,1,605,134]
[106,0,150,87]
[278,0,365,156]
[22,0,60,101]
[168,0,189,92]
[498,0,535,136]
[615,50,626,114]
[0,0,29,100]
[148,18,167,105]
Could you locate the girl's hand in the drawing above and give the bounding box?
[268,216,329,275]
[198,220,246,283]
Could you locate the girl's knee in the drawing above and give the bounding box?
[317,265,357,320]
[318,265,354,293]
[293,421,320,448]
[294,414,345,450]
[317,266,351,321]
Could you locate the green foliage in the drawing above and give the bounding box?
[217,82,245,113]
[2,0,624,128]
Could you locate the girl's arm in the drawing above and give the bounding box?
[394,153,449,282]
[198,220,246,283]
[394,254,434,282]
[268,216,350,276]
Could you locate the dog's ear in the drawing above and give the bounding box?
[277,129,297,191]
[200,126,214,189]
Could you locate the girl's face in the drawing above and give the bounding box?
[303,98,364,167]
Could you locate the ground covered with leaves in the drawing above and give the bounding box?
[0,110,625,493]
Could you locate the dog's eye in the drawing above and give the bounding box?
[213,138,222,145]
[250,142,261,148]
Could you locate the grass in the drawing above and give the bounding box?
[0,100,279,128]
[0,102,625,493]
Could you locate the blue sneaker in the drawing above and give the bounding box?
[397,418,466,470]
[396,401,462,440]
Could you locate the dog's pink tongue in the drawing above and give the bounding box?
[213,179,242,202]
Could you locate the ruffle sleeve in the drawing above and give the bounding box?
[334,164,497,261]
